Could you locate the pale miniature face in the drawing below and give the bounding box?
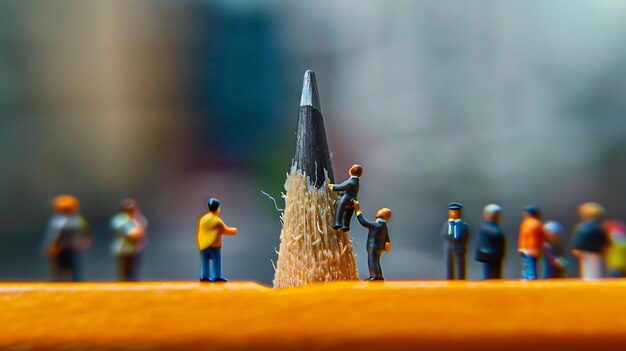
[448,209,461,220]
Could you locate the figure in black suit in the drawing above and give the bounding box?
[475,204,505,279]
[329,164,362,232]
[441,202,470,280]
[353,200,391,280]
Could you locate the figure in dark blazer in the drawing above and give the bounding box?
[353,200,391,280]
[475,204,505,279]
[329,164,362,232]
[442,202,470,280]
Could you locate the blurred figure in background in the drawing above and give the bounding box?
[604,220,626,278]
[517,205,546,280]
[42,195,91,282]
[442,202,469,280]
[110,199,147,281]
[572,202,609,281]
[542,221,568,279]
[475,204,505,280]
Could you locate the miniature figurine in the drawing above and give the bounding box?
[353,200,391,281]
[572,202,609,280]
[441,202,469,280]
[329,164,362,232]
[110,198,147,281]
[475,204,505,279]
[517,205,546,280]
[41,195,91,282]
[604,220,626,278]
[197,198,238,282]
[542,221,567,278]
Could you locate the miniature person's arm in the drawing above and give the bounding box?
[220,219,238,236]
[42,218,61,256]
[78,216,92,250]
[329,179,350,192]
[353,201,374,229]
[385,231,391,252]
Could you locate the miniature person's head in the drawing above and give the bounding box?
[52,195,80,214]
[208,198,221,214]
[483,204,502,223]
[120,198,139,214]
[376,208,392,221]
[578,202,605,221]
[349,164,363,178]
[522,205,541,219]
[543,221,564,242]
[447,202,463,220]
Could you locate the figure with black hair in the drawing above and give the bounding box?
[329,164,362,232]
[196,198,238,282]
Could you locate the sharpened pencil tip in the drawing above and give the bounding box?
[300,70,322,112]
[293,70,334,187]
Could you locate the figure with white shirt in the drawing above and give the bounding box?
[441,202,470,280]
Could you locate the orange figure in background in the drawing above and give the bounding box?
[42,195,91,281]
[517,205,547,280]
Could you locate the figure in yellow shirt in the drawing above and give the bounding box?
[197,198,238,282]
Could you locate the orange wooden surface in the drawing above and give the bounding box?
[1,280,625,350]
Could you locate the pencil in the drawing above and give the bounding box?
[273,70,359,288]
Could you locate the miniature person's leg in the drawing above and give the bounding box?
[455,252,466,280]
[444,246,454,280]
[366,247,383,280]
[521,253,537,280]
[210,247,227,282]
[71,252,82,282]
[484,262,501,279]
[609,270,626,278]
[130,254,141,281]
[333,199,347,230]
[342,208,354,232]
[200,248,211,281]
[117,256,127,281]
[543,258,553,279]
[580,252,602,280]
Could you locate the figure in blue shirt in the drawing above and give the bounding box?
[441,202,470,280]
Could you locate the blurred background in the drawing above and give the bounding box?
[2,0,626,284]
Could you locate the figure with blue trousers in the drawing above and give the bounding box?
[196,198,238,282]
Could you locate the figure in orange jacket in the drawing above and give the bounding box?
[196,198,238,282]
[517,205,547,280]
